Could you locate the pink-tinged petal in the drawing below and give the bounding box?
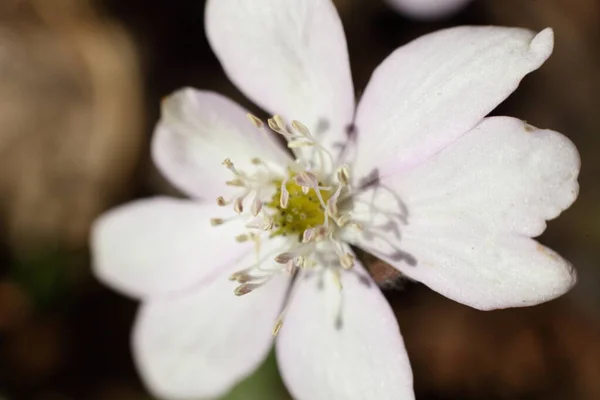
[133,261,290,400]
[205,0,355,155]
[91,197,252,299]
[276,263,414,400]
[153,88,292,200]
[385,0,472,20]
[348,117,579,310]
[352,27,554,181]
[355,230,575,311]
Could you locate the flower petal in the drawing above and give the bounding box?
[384,0,472,20]
[205,0,355,154]
[348,117,579,310]
[91,197,252,299]
[133,259,290,400]
[276,263,414,400]
[152,88,292,199]
[352,26,554,181]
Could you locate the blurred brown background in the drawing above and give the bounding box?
[0,0,598,399]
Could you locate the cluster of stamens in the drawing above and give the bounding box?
[210,114,364,306]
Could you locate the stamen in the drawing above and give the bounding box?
[211,115,363,295]
[226,179,245,187]
[223,158,241,176]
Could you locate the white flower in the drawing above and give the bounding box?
[384,0,472,20]
[90,0,580,399]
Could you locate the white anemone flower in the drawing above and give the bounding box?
[384,0,472,20]
[91,0,580,399]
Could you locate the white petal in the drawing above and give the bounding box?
[152,88,292,199]
[205,0,355,155]
[133,260,290,400]
[348,117,579,310]
[385,0,472,20]
[276,263,414,400]
[91,197,252,299]
[352,26,554,181]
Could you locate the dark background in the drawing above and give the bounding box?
[0,0,598,399]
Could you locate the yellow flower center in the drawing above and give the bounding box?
[267,178,332,238]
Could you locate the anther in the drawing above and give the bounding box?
[247,113,264,128]
[231,273,252,284]
[234,283,260,296]
[302,228,315,243]
[267,118,280,133]
[291,120,310,136]
[294,171,318,188]
[340,253,355,270]
[222,158,234,169]
[274,253,294,264]
[251,198,262,216]
[337,165,350,186]
[210,218,225,226]
[226,179,245,187]
[235,234,249,243]
[280,179,289,209]
[268,115,287,134]
[233,198,244,214]
[273,115,286,131]
[296,256,306,268]
[285,260,296,274]
[216,196,227,206]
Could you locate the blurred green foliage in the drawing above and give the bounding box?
[221,351,290,400]
[9,248,72,311]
